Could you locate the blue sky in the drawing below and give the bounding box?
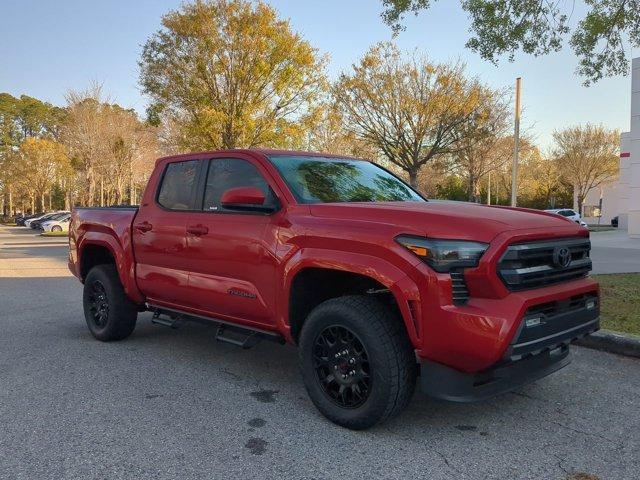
[1,0,638,150]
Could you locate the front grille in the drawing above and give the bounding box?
[450,270,469,305]
[498,237,591,291]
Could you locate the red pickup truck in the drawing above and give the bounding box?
[69,149,599,429]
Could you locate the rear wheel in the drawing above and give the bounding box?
[298,295,417,430]
[83,264,137,341]
[51,225,62,232]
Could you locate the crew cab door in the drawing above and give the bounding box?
[182,155,280,328]
[132,159,203,307]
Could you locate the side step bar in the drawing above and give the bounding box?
[147,304,285,349]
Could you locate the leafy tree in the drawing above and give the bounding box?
[434,174,468,201]
[17,138,71,211]
[552,124,619,214]
[334,42,488,188]
[380,0,640,84]
[0,93,66,214]
[139,0,326,150]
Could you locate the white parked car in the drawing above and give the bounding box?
[40,213,71,232]
[24,212,57,228]
[545,209,587,227]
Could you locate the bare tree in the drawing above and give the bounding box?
[334,42,490,188]
[445,86,511,201]
[61,84,158,207]
[307,102,379,160]
[553,124,619,214]
[61,84,109,206]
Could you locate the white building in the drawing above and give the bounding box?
[582,57,639,239]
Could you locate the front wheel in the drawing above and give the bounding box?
[83,264,137,341]
[51,225,62,232]
[298,295,417,430]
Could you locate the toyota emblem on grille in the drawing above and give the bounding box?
[553,246,572,268]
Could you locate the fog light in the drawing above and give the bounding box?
[525,316,542,328]
[586,299,596,310]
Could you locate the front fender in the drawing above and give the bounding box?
[278,248,422,347]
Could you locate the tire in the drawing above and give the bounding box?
[51,225,62,232]
[82,264,137,341]
[298,295,417,430]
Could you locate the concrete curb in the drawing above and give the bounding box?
[575,330,640,358]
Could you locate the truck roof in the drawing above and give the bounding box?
[155,148,365,165]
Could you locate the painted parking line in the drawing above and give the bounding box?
[1,243,68,248]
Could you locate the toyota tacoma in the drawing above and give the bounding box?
[69,150,599,429]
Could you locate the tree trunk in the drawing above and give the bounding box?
[408,168,418,189]
[87,167,95,207]
[577,195,584,218]
[9,189,13,216]
[468,174,476,202]
[129,167,135,205]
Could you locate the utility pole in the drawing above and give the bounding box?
[510,77,522,207]
[487,171,491,205]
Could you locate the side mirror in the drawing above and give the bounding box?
[220,187,269,211]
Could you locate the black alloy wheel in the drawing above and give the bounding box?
[82,264,137,341]
[87,280,109,328]
[313,325,371,408]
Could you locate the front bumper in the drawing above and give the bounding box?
[420,306,599,402]
[420,343,574,402]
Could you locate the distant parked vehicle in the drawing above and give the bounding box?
[17,212,44,226]
[545,209,587,227]
[31,212,70,230]
[27,211,68,229]
[611,216,619,228]
[24,213,54,228]
[39,213,71,232]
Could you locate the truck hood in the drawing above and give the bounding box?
[309,201,584,243]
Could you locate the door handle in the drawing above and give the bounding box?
[134,221,153,233]
[186,224,209,236]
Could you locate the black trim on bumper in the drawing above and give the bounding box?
[420,345,572,403]
[508,296,599,361]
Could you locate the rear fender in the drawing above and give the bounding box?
[77,230,144,304]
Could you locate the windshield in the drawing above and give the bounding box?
[269,155,424,204]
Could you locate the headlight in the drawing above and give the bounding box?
[396,235,488,272]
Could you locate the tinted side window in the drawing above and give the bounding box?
[157,160,199,210]
[202,158,274,211]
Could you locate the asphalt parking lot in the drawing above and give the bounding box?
[1,225,639,480]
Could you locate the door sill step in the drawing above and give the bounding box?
[147,304,285,348]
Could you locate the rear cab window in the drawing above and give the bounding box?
[157,160,200,210]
